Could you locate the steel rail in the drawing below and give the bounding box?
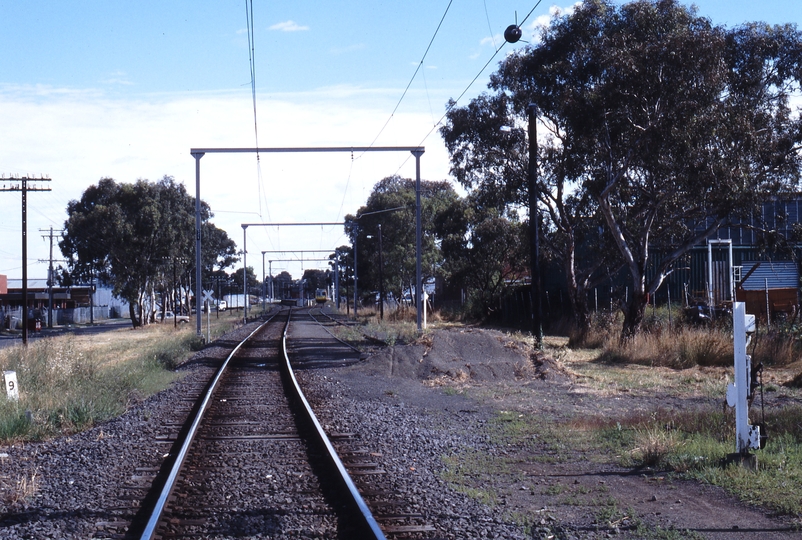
[312,308,389,346]
[139,312,280,540]
[307,308,362,352]
[281,309,387,540]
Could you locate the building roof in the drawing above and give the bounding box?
[740,261,799,291]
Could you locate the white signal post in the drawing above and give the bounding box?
[202,289,214,341]
[727,302,761,456]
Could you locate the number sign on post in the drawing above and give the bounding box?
[3,371,19,401]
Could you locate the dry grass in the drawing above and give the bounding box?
[12,470,39,505]
[542,333,802,399]
[0,318,224,442]
[567,307,801,369]
[630,426,683,467]
[596,327,733,368]
[1,469,39,510]
[753,329,802,367]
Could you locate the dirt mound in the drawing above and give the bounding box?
[355,327,571,385]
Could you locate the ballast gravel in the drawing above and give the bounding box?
[0,321,531,539]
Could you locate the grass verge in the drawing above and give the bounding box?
[0,322,207,442]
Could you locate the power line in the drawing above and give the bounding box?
[394,41,509,174]
[246,0,259,156]
[394,0,545,174]
[358,0,455,157]
[335,150,355,223]
[484,0,498,49]
[244,0,272,228]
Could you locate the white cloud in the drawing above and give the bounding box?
[526,2,582,43]
[0,85,453,280]
[329,43,366,55]
[101,70,134,86]
[481,4,580,51]
[480,35,502,48]
[269,20,309,32]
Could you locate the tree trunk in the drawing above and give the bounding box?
[128,302,141,328]
[571,290,592,332]
[560,240,594,338]
[622,292,649,339]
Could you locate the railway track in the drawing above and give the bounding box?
[0,304,536,539]
[128,307,383,539]
[289,309,438,539]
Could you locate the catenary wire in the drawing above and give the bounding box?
[245,0,273,250]
[484,0,498,49]
[356,0,455,159]
[394,0,545,174]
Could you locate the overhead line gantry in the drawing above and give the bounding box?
[190,146,425,337]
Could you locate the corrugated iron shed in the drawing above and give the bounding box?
[739,261,799,290]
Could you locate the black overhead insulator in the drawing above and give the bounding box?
[504,24,522,43]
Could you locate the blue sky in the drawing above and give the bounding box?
[1,0,800,281]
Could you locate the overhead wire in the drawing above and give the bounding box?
[245,0,259,172]
[334,1,454,226]
[356,0,455,159]
[394,0,545,174]
[244,0,274,252]
[335,149,355,223]
[483,0,498,49]
[245,0,270,228]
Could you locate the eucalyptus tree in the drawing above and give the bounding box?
[346,175,461,306]
[446,0,802,336]
[441,73,618,332]
[437,197,530,318]
[329,246,353,308]
[60,176,238,327]
[301,269,329,297]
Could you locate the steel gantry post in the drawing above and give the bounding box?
[242,225,248,323]
[192,152,204,337]
[261,251,267,313]
[353,222,358,318]
[413,149,424,334]
[378,223,384,320]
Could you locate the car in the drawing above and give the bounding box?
[157,311,189,324]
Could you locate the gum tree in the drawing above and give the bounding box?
[457,0,802,337]
[441,77,618,333]
[346,175,461,307]
[61,176,238,327]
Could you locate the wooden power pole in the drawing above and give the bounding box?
[1,175,52,345]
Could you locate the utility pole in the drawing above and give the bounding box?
[261,251,267,314]
[378,224,384,320]
[172,258,177,329]
[90,271,95,326]
[333,253,340,309]
[1,175,52,345]
[528,105,543,348]
[353,222,359,319]
[268,260,273,303]
[40,227,64,329]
